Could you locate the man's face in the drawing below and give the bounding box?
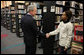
[32,7,37,16]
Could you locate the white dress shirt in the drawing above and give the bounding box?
[49,21,73,48]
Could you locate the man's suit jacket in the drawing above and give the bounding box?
[21,14,45,46]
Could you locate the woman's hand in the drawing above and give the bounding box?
[46,33,50,38]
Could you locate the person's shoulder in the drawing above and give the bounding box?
[25,14,31,18]
[59,21,63,25]
[69,22,73,25]
[67,22,73,28]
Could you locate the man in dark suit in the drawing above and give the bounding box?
[21,5,45,54]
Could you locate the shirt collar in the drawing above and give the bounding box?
[27,13,32,17]
[27,13,35,19]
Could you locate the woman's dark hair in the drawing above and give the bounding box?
[65,10,72,21]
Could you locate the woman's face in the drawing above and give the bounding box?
[61,12,68,21]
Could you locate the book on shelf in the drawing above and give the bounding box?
[71,42,83,54]
[19,28,22,32]
[25,2,29,5]
[70,8,75,15]
[13,25,16,28]
[71,1,76,7]
[30,2,40,8]
[18,10,25,13]
[38,15,42,20]
[55,7,63,14]
[36,3,40,8]
[8,27,10,29]
[74,23,79,25]
[7,21,9,23]
[63,1,65,6]
[20,32,24,36]
[72,42,83,46]
[71,47,83,54]
[12,19,15,21]
[56,16,61,22]
[56,1,66,6]
[34,15,37,20]
[11,11,15,14]
[55,7,58,14]
[6,8,9,11]
[12,15,15,17]
[56,1,63,5]
[7,15,10,17]
[19,19,21,23]
[8,24,10,26]
[11,7,14,10]
[36,21,41,26]
[74,35,83,42]
[14,22,16,24]
[12,29,16,32]
[34,15,42,20]
[15,1,25,3]
[59,7,63,14]
[80,16,83,20]
[18,5,24,9]
[50,6,55,12]
[30,3,40,8]
[18,15,22,18]
[43,6,47,12]
[37,9,42,14]
[78,10,83,15]
[76,30,83,35]
[79,3,83,9]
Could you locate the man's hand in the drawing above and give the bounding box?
[64,48,67,51]
[46,33,50,38]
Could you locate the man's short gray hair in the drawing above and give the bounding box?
[27,5,36,12]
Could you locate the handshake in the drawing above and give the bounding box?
[46,33,50,38]
[40,30,50,38]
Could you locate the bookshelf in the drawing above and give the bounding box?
[2,7,6,28]
[29,2,43,43]
[15,3,26,37]
[10,5,16,33]
[71,25,83,54]
[42,1,56,53]
[71,2,83,54]
[7,6,11,30]
[5,6,10,30]
[54,1,83,54]
[1,8,4,26]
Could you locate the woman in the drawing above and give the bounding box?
[46,10,73,54]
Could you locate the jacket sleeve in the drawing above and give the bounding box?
[65,24,73,49]
[49,23,61,36]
